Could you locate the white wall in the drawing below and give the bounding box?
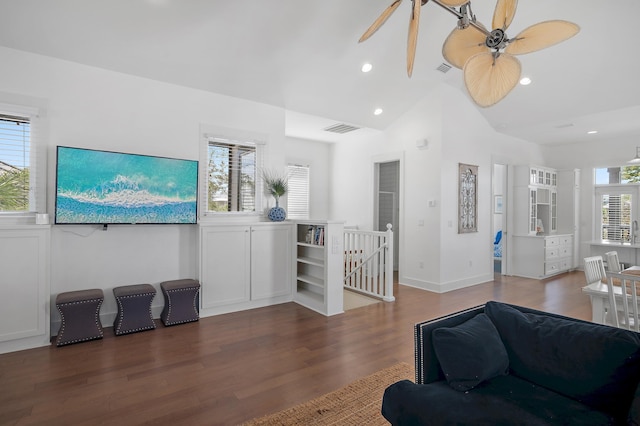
[542,134,640,266]
[331,84,544,292]
[0,41,582,333]
[0,46,305,329]
[284,136,331,220]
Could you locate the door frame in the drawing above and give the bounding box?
[372,152,404,275]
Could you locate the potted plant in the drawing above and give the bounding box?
[262,169,288,221]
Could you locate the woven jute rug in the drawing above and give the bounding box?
[241,362,413,426]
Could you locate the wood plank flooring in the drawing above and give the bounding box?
[0,271,592,425]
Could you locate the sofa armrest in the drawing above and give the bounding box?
[414,304,484,384]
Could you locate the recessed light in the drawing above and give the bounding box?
[361,63,373,73]
[374,108,383,116]
[588,130,598,134]
[519,77,532,86]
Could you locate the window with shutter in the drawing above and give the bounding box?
[286,164,309,219]
[601,193,632,242]
[0,104,44,216]
[206,137,257,213]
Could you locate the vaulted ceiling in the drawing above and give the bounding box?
[1,0,638,145]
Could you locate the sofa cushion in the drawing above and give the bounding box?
[382,374,615,425]
[432,313,509,391]
[485,301,640,421]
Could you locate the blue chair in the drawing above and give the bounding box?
[494,230,503,258]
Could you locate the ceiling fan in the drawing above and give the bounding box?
[359,0,580,107]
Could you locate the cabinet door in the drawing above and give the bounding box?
[0,228,49,344]
[251,225,292,300]
[529,187,537,235]
[200,226,251,308]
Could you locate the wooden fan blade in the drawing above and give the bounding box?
[505,20,580,55]
[492,0,518,31]
[359,0,403,43]
[407,0,421,77]
[464,52,521,107]
[437,0,468,6]
[442,25,487,69]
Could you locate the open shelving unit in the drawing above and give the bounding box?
[293,220,344,316]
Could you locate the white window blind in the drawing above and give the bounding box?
[601,193,632,242]
[287,164,309,219]
[206,138,257,213]
[0,112,43,213]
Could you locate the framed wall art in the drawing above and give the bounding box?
[494,195,503,214]
[458,163,478,233]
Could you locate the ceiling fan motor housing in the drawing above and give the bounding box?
[485,28,506,49]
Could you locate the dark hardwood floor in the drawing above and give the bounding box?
[0,271,591,425]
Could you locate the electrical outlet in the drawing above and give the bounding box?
[469,260,473,267]
[419,261,424,269]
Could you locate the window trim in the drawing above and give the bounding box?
[199,126,266,220]
[0,101,46,223]
[594,185,638,243]
[286,163,310,220]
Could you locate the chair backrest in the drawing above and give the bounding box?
[583,256,606,285]
[606,271,640,331]
[606,251,622,272]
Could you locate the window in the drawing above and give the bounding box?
[599,192,632,242]
[206,137,257,213]
[0,114,32,212]
[595,166,640,243]
[286,164,309,219]
[595,166,640,184]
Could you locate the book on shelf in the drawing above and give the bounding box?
[303,225,325,246]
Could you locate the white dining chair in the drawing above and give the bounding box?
[606,271,640,331]
[584,256,606,286]
[605,251,622,272]
[584,256,612,324]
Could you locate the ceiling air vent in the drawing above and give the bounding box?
[555,123,574,129]
[323,123,361,134]
[436,63,452,73]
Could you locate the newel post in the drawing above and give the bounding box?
[383,223,395,302]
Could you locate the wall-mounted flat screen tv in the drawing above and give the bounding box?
[55,146,198,225]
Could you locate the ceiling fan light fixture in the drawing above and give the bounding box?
[629,147,640,164]
[358,0,579,106]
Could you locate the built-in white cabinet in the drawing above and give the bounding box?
[294,220,344,316]
[0,225,50,354]
[514,165,559,236]
[511,165,576,278]
[511,234,573,279]
[198,222,292,316]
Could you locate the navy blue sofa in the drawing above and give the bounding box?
[382,301,640,425]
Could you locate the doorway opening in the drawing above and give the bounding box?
[493,163,507,275]
[375,160,400,271]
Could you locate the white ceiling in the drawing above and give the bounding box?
[0,0,639,145]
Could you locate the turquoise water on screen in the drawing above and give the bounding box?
[55,147,198,224]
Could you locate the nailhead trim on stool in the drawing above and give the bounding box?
[113,284,157,336]
[55,289,104,347]
[160,279,200,326]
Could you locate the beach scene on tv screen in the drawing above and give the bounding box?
[55,147,198,224]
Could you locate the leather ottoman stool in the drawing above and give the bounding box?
[113,284,157,335]
[160,279,200,326]
[55,289,104,346]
